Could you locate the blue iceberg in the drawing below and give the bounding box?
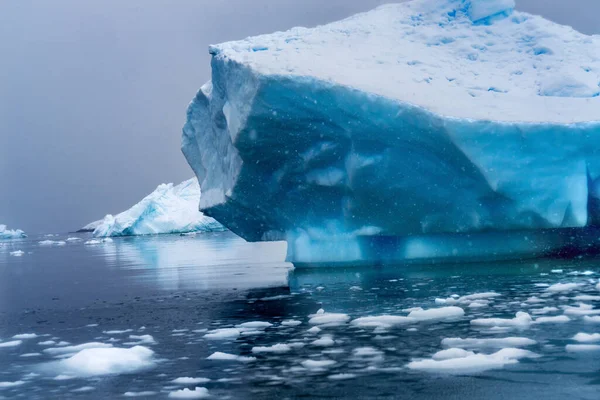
[92,178,225,237]
[182,0,600,266]
[0,224,27,240]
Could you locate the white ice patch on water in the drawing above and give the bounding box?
[328,373,357,380]
[584,316,600,323]
[206,352,255,362]
[0,340,22,348]
[545,283,583,293]
[236,321,272,329]
[441,337,536,349]
[38,240,66,246]
[125,335,156,345]
[124,391,158,397]
[432,348,474,361]
[252,344,292,354]
[350,315,414,328]
[53,346,155,377]
[9,250,24,256]
[301,359,336,370]
[562,304,600,316]
[407,307,464,322]
[471,312,532,328]
[203,328,241,340]
[43,342,113,356]
[13,333,38,340]
[530,307,558,315]
[435,293,500,306]
[573,295,600,301]
[171,377,211,385]
[534,315,570,324]
[572,333,600,343]
[20,353,42,357]
[311,335,335,347]
[408,348,538,374]
[168,387,210,399]
[0,381,25,388]
[308,310,350,326]
[281,320,302,327]
[103,329,133,335]
[71,386,95,393]
[566,344,600,352]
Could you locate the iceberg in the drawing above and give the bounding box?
[0,224,27,240]
[182,0,600,266]
[92,178,225,237]
[77,219,103,233]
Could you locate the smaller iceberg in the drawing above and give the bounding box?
[77,219,103,233]
[0,224,27,240]
[92,178,225,237]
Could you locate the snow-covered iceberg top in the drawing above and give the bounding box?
[0,224,27,240]
[92,179,225,237]
[183,0,600,266]
[210,0,600,123]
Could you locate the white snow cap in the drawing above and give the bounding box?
[213,0,600,123]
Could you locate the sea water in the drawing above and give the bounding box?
[0,232,599,399]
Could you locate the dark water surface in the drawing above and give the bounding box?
[1,232,599,399]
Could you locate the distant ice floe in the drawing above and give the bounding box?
[84,238,113,245]
[308,310,351,326]
[54,346,155,377]
[572,333,600,343]
[168,387,210,399]
[252,344,292,354]
[408,348,539,374]
[0,340,22,348]
[123,391,158,397]
[565,344,600,352]
[38,240,66,246]
[171,377,211,385]
[206,352,256,362]
[13,333,38,340]
[471,312,532,328]
[0,381,25,388]
[441,337,537,349]
[0,224,27,240]
[90,178,224,237]
[9,250,24,257]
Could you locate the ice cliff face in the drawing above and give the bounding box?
[182,0,600,265]
[0,225,27,240]
[92,178,225,237]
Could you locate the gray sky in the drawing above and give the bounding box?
[0,0,597,233]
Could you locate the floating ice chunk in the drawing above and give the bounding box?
[545,283,583,293]
[168,387,210,399]
[572,333,600,343]
[54,375,75,381]
[13,333,38,340]
[38,340,56,346]
[71,387,95,393]
[471,312,532,328]
[203,328,240,340]
[441,337,536,349]
[301,359,336,370]
[103,329,133,335]
[125,335,156,345]
[235,321,272,329]
[573,295,600,301]
[39,240,66,246]
[66,237,82,242]
[206,352,255,362]
[281,320,302,327]
[566,344,600,352]
[9,250,24,256]
[55,346,155,377]
[562,304,600,316]
[0,381,25,388]
[252,344,292,354]
[432,348,474,361]
[525,296,546,304]
[436,293,500,306]
[352,347,384,362]
[124,391,158,397]
[92,178,223,237]
[171,377,211,385]
[43,342,113,356]
[311,336,335,347]
[0,340,22,348]
[551,269,563,274]
[408,307,464,322]
[307,327,322,334]
[20,353,42,357]
[408,348,538,374]
[534,315,570,324]
[0,224,26,240]
[584,316,600,323]
[531,307,558,315]
[308,312,350,326]
[350,315,414,329]
[328,373,356,380]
